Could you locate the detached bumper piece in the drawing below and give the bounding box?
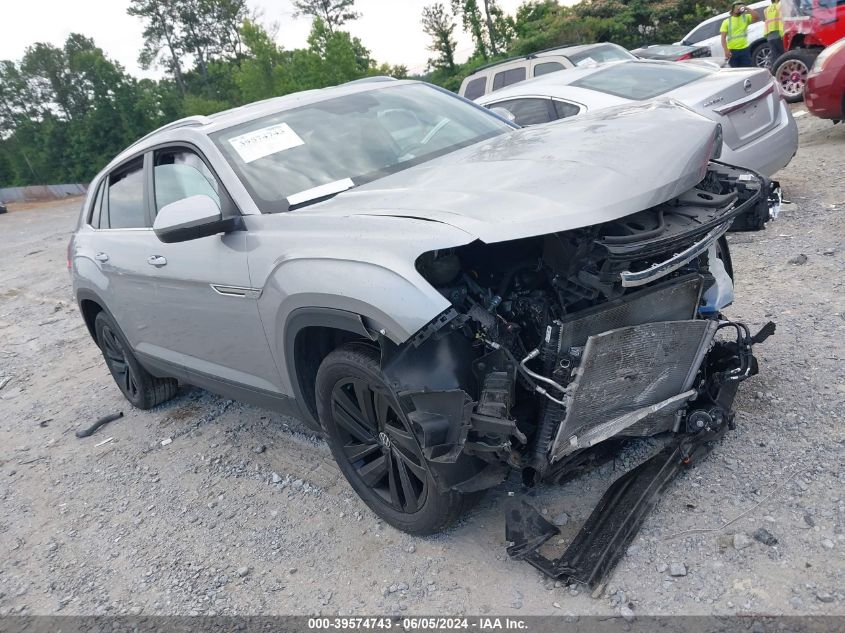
[506,429,722,588]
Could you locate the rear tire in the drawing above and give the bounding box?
[774,50,819,103]
[94,311,178,409]
[315,343,478,534]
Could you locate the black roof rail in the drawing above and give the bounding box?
[466,43,579,75]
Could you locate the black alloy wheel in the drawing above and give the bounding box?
[93,310,178,409]
[99,321,140,402]
[315,343,480,534]
[330,376,428,513]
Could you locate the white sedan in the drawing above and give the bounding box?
[476,59,798,178]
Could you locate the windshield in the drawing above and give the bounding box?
[213,83,512,212]
[567,44,636,67]
[571,62,710,100]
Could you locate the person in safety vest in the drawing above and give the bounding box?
[764,0,785,63]
[720,1,762,68]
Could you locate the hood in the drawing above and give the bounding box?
[296,102,720,244]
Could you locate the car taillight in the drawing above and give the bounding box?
[67,240,73,270]
[678,53,692,61]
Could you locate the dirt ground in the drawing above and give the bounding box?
[0,111,843,618]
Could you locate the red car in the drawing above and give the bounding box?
[805,38,845,120]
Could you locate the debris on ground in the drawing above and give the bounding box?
[75,411,123,438]
[752,528,778,546]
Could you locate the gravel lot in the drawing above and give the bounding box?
[0,111,843,618]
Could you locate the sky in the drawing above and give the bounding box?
[1,0,539,78]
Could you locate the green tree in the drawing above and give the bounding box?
[127,0,188,95]
[293,0,360,33]
[452,0,489,58]
[128,0,250,94]
[0,35,176,186]
[422,3,458,72]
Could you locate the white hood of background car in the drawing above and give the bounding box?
[295,102,720,243]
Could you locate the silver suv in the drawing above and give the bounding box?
[70,79,773,535]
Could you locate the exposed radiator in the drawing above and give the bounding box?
[558,275,703,350]
[549,319,717,462]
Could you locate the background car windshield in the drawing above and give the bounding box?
[571,63,710,99]
[568,44,636,66]
[213,83,511,212]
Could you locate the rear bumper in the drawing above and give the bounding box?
[721,99,798,176]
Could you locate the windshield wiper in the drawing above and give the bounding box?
[287,178,355,210]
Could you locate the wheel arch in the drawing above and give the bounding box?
[284,307,380,427]
[76,288,109,342]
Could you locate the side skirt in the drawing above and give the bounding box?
[135,351,308,424]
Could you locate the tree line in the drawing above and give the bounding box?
[0,0,727,187]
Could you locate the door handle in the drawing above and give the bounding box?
[95,252,109,262]
[147,255,167,267]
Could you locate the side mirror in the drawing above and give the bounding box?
[489,107,517,124]
[153,195,239,243]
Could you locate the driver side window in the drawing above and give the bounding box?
[153,148,221,215]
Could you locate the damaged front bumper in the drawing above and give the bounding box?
[379,161,776,584]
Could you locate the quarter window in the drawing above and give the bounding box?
[106,158,146,229]
[490,98,553,126]
[463,77,488,100]
[492,67,527,91]
[88,179,106,228]
[553,100,581,119]
[153,148,221,214]
[534,61,564,77]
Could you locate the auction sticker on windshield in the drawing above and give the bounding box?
[228,122,305,163]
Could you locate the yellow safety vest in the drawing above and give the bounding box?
[765,3,784,37]
[721,14,752,50]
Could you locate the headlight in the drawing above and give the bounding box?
[812,39,845,74]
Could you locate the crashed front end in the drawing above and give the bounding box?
[381,161,774,583]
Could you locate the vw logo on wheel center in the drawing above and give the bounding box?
[378,432,391,449]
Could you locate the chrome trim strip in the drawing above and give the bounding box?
[619,224,729,288]
[713,83,775,116]
[210,284,262,299]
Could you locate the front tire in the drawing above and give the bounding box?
[94,311,178,409]
[315,343,477,534]
[774,50,819,103]
[751,41,773,69]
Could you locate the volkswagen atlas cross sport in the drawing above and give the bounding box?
[70,78,776,542]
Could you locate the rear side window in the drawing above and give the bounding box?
[153,148,221,215]
[553,100,581,119]
[492,67,527,91]
[463,77,487,100]
[571,63,709,100]
[686,20,721,43]
[490,98,553,126]
[534,61,564,77]
[106,158,146,229]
